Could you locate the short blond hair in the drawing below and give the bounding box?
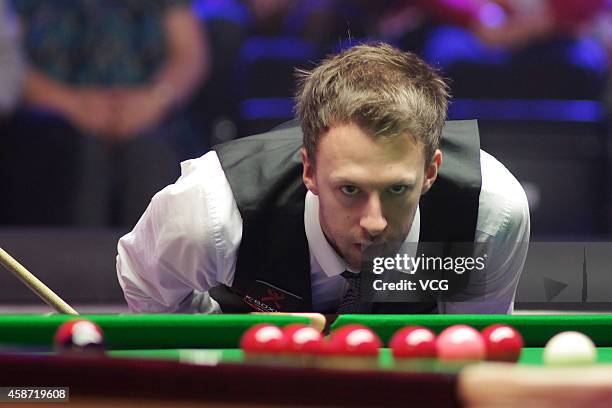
[295,43,449,166]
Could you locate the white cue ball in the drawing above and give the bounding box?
[543,331,597,365]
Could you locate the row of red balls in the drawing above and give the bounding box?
[240,323,524,362]
[391,324,524,362]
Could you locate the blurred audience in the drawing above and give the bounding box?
[471,0,607,49]
[192,0,335,142]
[2,0,209,227]
[381,0,609,99]
[0,0,22,115]
[1,0,610,229]
[334,0,608,102]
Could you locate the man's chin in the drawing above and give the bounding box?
[344,247,362,271]
[334,243,364,271]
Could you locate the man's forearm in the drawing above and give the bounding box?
[152,6,209,110]
[22,69,77,115]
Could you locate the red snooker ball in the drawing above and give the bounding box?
[389,326,437,359]
[240,324,286,353]
[329,324,382,356]
[282,324,323,354]
[481,324,523,362]
[436,325,486,361]
[54,319,105,354]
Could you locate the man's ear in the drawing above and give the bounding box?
[301,148,319,195]
[421,149,442,195]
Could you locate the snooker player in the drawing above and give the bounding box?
[116,43,530,314]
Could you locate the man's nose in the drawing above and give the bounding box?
[360,194,387,237]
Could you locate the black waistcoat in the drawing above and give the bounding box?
[210,120,482,313]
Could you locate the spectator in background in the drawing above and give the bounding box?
[0,0,22,115]
[371,0,608,66]
[5,0,209,227]
[245,0,335,48]
[369,0,609,100]
[192,0,335,142]
[471,0,607,50]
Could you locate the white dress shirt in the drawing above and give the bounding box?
[117,149,530,314]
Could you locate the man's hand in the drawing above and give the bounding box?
[109,86,169,140]
[63,87,115,137]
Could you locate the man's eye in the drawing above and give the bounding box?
[389,185,408,195]
[340,186,360,196]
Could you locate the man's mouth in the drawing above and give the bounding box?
[354,242,375,252]
[355,240,391,254]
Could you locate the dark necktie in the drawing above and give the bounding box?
[336,271,371,314]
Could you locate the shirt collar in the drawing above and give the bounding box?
[304,191,420,278]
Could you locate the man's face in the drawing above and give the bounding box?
[302,122,441,270]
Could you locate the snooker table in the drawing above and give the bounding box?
[1,314,612,407]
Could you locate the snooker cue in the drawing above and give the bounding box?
[0,246,79,315]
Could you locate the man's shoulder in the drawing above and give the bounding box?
[171,151,226,195]
[477,150,530,238]
[148,151,239,240]
[213,126,306,214]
